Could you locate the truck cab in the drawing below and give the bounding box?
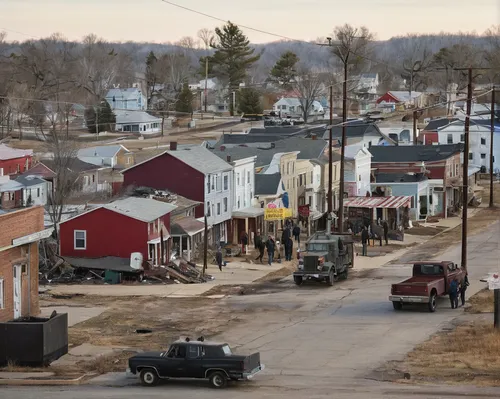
[390,261,465,312]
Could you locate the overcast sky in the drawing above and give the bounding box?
[1,0,499,43]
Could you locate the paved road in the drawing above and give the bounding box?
[3,221,499,399]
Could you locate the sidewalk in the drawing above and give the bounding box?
[43,260,283,298]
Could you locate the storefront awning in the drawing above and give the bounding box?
[232,207,264,219]
[343,196,412,209]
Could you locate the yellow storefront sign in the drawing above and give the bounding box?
[264,208,293,221]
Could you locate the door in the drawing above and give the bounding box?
[13,265,22,319]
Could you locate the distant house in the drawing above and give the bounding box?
[20,162,57,197]
[343,145,372,197]
[0,175,23,209]
[357,73,379,94]
[77,145,133,169]
[420,118,459,145]
[376,91,423,110]
[273,97,325,118]
[42,158,104,194]
[59,197,176,267]
[321,120,395,147]
[15,175,48,206]
[105,88,147,111]
[114,111,162,135]
[0,144,33,175]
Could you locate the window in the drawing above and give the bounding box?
[223,174,228,190]
[299,174,304,186]
[481,138,486,145]
[460,134,465,142]
[237,196,241,209]
[92,174,95,183]
[481,153,486,159]
[0,279,4,309]
[126,157,131,165]
[188,345,200,359]
[223,197,228,212]
[469,153,473,160]
[310,171,313,183]
[216,175,222,191]
[217,202,221,215]
[236,173,240,186]
[206,176,211,193]
[206,202,211,217]
[74,230,86,250]
[287,163,290,174]
[211,176,215,190]
[37,188,40,197]
[447,134,453,144]
[247,171,250,184]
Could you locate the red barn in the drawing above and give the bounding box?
[59,197,176,267]
[0,144,33,175]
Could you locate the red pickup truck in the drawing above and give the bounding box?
[389,261,466,312]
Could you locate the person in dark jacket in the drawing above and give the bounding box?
[215,247,223,271]
[254,230,261,250]
[240,231,248,254]
[361,227,369,256]
[266,236,275,265]
[284,237,293,261]
[460,273,470,306]
[281,226,291,245]
[292,224,301,245]
[255,239,265,263]
[383,221,389,245]
[449,279,459,309]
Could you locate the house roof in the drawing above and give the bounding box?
[78,145,129,159]
[0,144,33,160]
[423,118,459,131]
[274,98,322,108]
[321,121,388,141]
[360,73,378,79]
[388,91,422,102]
[369,144,463,163]
[114,110,161,125]
[255,173,282,195]
[105,88,143,100]
[212,137,329,168]
[374,173,428,183]
[123,146,232,175]
[22,163,57,179]
[171,218,205,236]
[438,119,494,131]
[0,179,24,192]
[15,175,47,187]
[103,197,177,222]
[219,134,287,145]
[248,127,307,135]
[344,145,372,159]
[42,158,100,173]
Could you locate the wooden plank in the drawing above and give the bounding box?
[165,265,192,283]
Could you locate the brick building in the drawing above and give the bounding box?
[0,207,52,322]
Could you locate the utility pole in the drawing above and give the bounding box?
[338,61,348,233]
[328,85,333,214]
[490,86,496,208]
[461,67,473,270]
[202,214,208,277]
[413,109,418,145]
[204,58,208,113]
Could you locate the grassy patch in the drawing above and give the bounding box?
[466,289,494,313]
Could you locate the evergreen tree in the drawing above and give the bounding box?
[145,51,158,102]
[175,81,194,114]
[84,100,116,133]
[202,22,260,115]
[237,88,263,115]
[269,51,299,89]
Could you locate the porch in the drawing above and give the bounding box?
[147,233,170,267]
[229,207,265,245]
[171,218,205,262]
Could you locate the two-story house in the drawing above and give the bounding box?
[105,88,146,111]
[122,143,233,244]
[77,145,134,169]
[343,145,372,197]
[369,144,463,218]
[273,97,325,119]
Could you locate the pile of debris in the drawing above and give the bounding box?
[165,260,213,284]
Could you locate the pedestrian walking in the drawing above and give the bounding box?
[383,221,389,245]
[215,247,223,272]
[266,235,275,265]
[284,237,293,261]
[292,224,301,246]
[460,273,470,307]
[449,278,459,309]
[361,227,369,256]
[240,231,248,254]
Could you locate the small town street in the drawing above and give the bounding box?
[3,220,499,398]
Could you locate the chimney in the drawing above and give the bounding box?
[170,141,177,151]
[311,133,317,140]
[270,143,275,149]
[226,155,232,163]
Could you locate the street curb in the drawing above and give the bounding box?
[0,373,93,386]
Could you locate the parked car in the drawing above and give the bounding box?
[389,261,466,312]
[127,337,264,388]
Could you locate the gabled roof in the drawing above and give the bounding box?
[0,144,33,160]
[423,118,459,131]
[78,145,129,159]
[0,179,24,192]
[22,163,56,179]
[123,146,232,175]
[105,88,143,100]
[255,173,282,195]
[42,158,100,173]
[115,110,161,124]
[369,144,463,163]
[388,91,422,102]
[103,197,176,222]
[15,175,47,187]
[219,134,287,145]
[437,119,494,132]
[321,121,386,140]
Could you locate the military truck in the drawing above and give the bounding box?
[293,232,354,286]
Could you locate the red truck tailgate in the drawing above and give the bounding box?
[392,277,437,295]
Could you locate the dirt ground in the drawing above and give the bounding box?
[397,288,500,387]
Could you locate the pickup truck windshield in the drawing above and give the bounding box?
[415,264,444,276]
[222,345,232,355]
[307,244,328,252]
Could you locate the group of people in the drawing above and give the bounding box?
[358,220,390,257]
[449,273,470,309]
[254,220,301,265]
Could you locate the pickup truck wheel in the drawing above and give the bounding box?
[392,301,403,310]
[139,368,159,387]
[209,371,228,389]
[328,270,335,286]
[428,292,437,312]
[293,276,303,286]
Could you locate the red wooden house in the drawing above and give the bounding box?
[0,144,33,175]
[59,197,177,267]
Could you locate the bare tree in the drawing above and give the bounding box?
[197,29,215,49]
[293,66,325,123]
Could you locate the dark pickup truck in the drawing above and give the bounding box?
[127,337,264,389]
[390,261,466,312]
